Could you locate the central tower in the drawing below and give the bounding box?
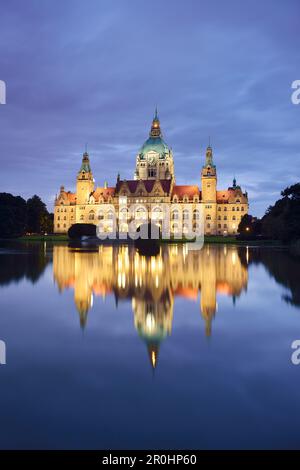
[134,109,175,181]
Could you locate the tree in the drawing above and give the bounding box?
[261,183,300,242]
[238,214,261,236]
[26,195,53,233]
[0,193,27,238]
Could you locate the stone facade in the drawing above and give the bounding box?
[54,112,248,235]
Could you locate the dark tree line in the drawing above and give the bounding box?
[0,193,53,238]
[238,183,300,243]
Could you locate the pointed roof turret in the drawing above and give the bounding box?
[150,107,162,138]
[205,145,214,167]
[79,151,92,174]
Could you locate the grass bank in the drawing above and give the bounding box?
[16,234,69,242]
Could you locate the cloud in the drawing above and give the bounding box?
[0,0,299,216]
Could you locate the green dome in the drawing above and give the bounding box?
[137,324,167,342]
[139,136,170,160]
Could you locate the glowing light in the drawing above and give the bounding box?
[151,351,156,368]
[146,313,155,332]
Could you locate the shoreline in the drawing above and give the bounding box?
[0,234,285,247]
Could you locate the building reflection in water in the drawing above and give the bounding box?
[53,244,248,367]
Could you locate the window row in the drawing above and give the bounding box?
[218,206,244,211]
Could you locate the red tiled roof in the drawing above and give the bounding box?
[172,185,200,199]
[66,192,76,203]
[93,187,115,201]
[216,190,229,202]
[217,188,247,203]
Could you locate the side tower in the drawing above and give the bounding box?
[201,145,217,235]
[76,152,94,205]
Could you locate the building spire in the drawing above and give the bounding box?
[205,144,213,166]
[150,108,161,138]
[79,149,92,174]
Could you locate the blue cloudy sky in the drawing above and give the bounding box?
[0,0,299,216]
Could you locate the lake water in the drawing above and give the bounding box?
[0,241,300,449]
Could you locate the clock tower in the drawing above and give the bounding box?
[76,151,94,205]
[201,145,217,234]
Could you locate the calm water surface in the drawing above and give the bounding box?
[0,241,300,449]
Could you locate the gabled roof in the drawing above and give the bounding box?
[93,187,115,201]
[56,191,76,204]
[116,179,172,195]
[217,188,247,203]
[216,190,230,203]
[67,192,77,203]
[172,185,200,199]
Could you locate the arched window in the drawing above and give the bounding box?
[120,223,128,232]
[120,208,128,220]
[183,223,189,234]
[183,209,189,220]
[172,209,179,220]
[193,209,200,220]
[89,211,95,220]
[206,214,211,220]
[148,169,156,178]
[172,223,179,232]
[151,207,162,220]
[80,214,84,221]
